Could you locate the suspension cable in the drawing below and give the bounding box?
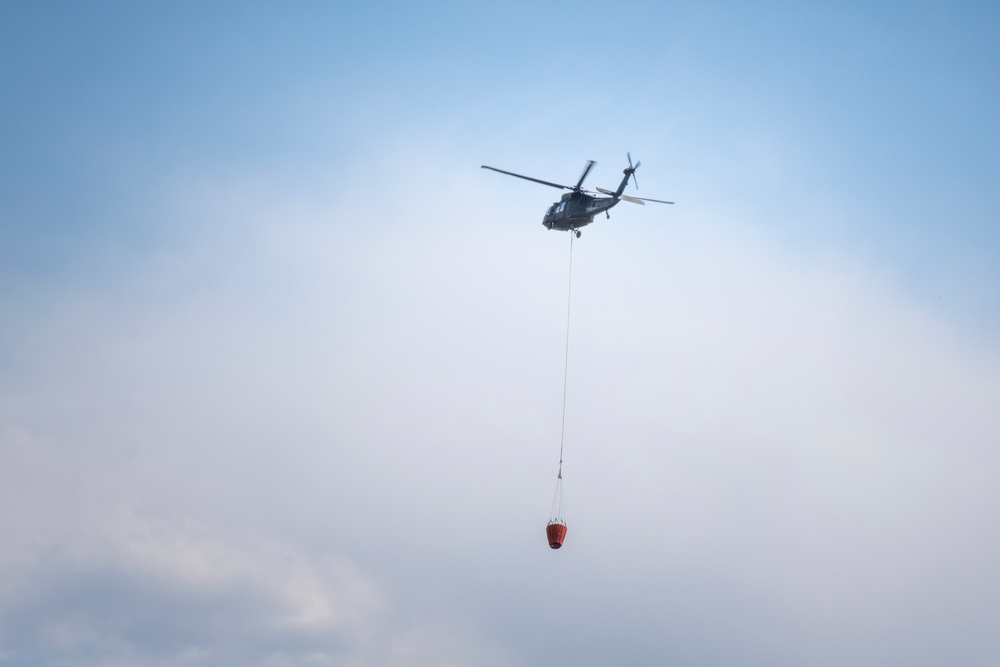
[557,232,574,481]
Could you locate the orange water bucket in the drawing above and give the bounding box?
[546,522,567,549]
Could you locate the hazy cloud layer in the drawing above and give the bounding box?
[3,157,999,664]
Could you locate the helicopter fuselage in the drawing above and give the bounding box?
[542,192,620,232]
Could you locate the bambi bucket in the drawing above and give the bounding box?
[546,522,567,549]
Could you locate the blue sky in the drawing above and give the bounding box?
[2,2,1000,666]
[4,2,998,318]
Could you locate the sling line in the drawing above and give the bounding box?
[557,232,574,480]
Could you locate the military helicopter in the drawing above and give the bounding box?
[481,153,673,237]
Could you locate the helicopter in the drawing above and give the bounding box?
[481,153,673,237]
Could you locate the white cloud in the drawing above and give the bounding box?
[2,151,999,665]
[0,426,505,666]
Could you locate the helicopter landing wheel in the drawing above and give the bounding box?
[574,230,581,238]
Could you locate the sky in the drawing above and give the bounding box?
[1,1,999,665]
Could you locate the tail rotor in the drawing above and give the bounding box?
[627,152,641,190]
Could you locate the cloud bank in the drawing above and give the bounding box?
[2,152,999,665]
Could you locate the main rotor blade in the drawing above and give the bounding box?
[597,186,673,204]
[617,194,645,205]
[481,165,573,191]
[575,160,596,190]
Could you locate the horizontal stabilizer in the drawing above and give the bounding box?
[618,194,645,205]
